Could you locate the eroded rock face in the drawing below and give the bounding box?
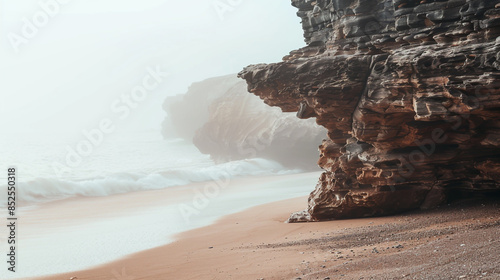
[239,0,500,221]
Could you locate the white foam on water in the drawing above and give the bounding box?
[0,172,320,279]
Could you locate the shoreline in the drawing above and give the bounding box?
[34,195,499,280]
[11,172,321,280]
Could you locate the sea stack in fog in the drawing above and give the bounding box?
[163,75,327,170]
[239,0,500,221]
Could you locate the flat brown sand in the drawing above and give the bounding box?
[36,196,499,280]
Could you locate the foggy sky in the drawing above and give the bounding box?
[0,0,305,139]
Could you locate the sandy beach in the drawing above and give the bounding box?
[34,194,499,280]
[10,172,318,279]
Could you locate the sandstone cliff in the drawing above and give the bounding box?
[163,75,327,170]
[239,0,500,221]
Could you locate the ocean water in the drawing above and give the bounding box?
[0,130,298,207]
[0,130,318,279]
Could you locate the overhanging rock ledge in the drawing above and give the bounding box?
[238,0,500,221]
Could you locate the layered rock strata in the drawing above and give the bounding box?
[239,0,500,221]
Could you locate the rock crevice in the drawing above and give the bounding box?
[239,0,500,221]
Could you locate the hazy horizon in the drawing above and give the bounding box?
[0,0,305,138]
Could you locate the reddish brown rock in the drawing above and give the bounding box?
[239,0,500,221]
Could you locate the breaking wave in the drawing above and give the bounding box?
[1,158,299,207]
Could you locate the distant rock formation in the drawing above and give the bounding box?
[162,75,240,140]
[163,75,327,170]
[239,0,500,221]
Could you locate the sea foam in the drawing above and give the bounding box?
[0,158,299,207]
